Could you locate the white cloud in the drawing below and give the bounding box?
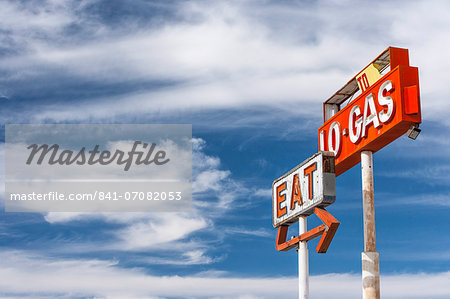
[0,0,77,39]
[224,227,271,237]
[0,143,4,203]
[0,250,449,299]
[380,164,450,186]
[192,138,220,169]
[113,213,208,251]
[377,193,450,208]
[141,249,219,266]
[254,188,271,198]
[193,169,230,193]
[40,138,248,257]
[385,250,450,262]
[2,0,450,125]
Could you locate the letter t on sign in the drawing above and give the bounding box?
[304,163,317,199]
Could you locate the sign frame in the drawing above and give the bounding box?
[272,151,336,228]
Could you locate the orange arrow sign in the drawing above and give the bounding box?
[276,207,339,253]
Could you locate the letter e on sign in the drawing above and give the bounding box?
[276,182,287,218]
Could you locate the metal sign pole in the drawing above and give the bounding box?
[361,151,380,299]
[298,216,309,299]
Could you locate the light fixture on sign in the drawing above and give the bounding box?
[406,123,421,140]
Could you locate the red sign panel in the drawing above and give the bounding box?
[318,59,421,176]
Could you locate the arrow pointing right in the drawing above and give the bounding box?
[275,207,340,253]
[314,207,340,253]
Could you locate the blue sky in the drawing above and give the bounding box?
[0,0,449,298]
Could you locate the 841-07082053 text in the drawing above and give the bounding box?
[9,191,183,201]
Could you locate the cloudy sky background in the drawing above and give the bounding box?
[1,0,450,298]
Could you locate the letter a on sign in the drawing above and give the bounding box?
[290,174,303,210]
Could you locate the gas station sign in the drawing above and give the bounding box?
[318,47,421,176]
[272,151,336,228]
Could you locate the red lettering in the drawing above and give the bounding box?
[357,73,370,92]
[290,173,303,210]
[276,182,287,217]
[304,163,317,199]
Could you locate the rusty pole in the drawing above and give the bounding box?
[361,151,380,299]
[298,216,309,299]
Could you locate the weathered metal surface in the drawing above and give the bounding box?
[362,252,380,299]
[272,152,336,228]
[361,151,376,252]
[361,151,380,299]
[275,207,339,253]
[323,47,405,108]
[315,207,340,253]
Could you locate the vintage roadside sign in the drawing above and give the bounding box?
[272,151,336,228]
[272,47,421,299]
[316,47,422,299]
[319,47,421,176]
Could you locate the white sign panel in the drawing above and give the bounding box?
[272,151,336,227]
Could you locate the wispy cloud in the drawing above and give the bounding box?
[112,213,208,251]
[385,249,450,262]
[223,226,271,237]
[37,138,257,263]
[140,249,222,266]
[376,193,450,208]
[254,188,271,198]
[1,0,450,126]
[0,250,449,299]
[379,164,450,186]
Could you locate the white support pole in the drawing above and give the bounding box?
[298,216,309,299]
[361,151,380,299]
